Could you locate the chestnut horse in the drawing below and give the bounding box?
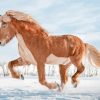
[0,10,100,90]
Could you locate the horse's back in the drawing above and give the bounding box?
[49,34,84,57]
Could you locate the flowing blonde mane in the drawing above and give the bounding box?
[6,10,35,23]
[5,10,49,37]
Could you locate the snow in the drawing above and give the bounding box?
[0,76,100,100]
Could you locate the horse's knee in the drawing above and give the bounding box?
[78,66,85,73]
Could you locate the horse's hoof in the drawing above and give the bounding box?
[55,82,62,92]
[72,80,79,88]
[73,82,78,88]
[20,74,24,80]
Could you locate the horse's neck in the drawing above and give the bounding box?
[14,20,49,46]
[11,18,48,37]
[16,30,49,49]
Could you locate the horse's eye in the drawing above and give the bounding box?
[2,22,8,28]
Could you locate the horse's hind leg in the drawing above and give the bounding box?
[59,62,72,90]
[70,57,85,88]
[8,57,26,79]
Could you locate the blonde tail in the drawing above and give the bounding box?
[85,43,100,67]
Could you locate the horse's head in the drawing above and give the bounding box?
[0,14,16,46]
[0,10,48,46]
[0,10,35,46]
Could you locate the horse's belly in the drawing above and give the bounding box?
[46,54,70,65]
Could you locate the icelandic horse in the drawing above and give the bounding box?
[0,10,100,91]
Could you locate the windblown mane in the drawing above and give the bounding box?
[6,10,35,23]
[6,10,48,37]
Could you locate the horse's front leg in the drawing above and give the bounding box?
[37,62,58,89]
[8,57,26,79]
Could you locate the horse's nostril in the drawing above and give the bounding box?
[0,42,1,45]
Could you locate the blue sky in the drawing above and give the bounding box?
[0,0,100,62]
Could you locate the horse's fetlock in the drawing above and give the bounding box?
[39,80,46,85]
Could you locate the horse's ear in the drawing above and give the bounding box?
[2,14,11,22]
[6,10,33,22]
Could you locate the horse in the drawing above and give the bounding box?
[0,10,100,90]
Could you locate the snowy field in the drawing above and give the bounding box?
[0,76,100,100]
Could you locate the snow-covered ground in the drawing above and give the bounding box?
[0,76,100,100]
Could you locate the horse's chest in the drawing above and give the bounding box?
[16,34,37,65]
